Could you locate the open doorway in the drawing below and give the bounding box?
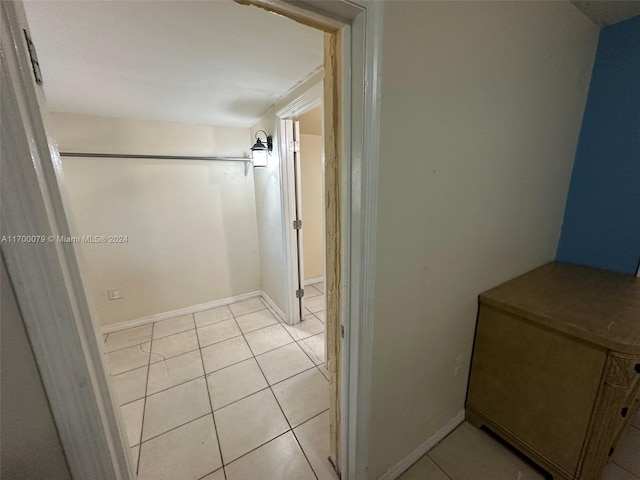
[20,1,336,479]
[2,0,380,477]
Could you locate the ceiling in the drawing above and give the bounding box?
[23,0,323,127]
[571,1,640,27]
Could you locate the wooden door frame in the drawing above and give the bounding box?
[1,0,382,478]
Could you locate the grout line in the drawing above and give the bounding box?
[104,337,153,355]
[194,313,227,480]
[426,454,455,480]
[291,426,320,480]
[612,460,640,479]
[231,306,268,320]
[135,322,155,475]
[196,467,225,480]
[134,411,212,448]
[224,429,293,468]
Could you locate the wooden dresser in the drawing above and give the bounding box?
[466,262,640,480]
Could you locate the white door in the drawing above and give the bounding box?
[281,119,305,322]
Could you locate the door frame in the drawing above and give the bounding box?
[1,0,382,478]
[276,80,323,325]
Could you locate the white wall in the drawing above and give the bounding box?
[368,2,599,477]
[1,255,72,479]
[50,113,261,326]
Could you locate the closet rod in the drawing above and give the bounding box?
[59,151,253,176]
[59,152,251,162]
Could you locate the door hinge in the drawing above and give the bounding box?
[23,30,43,85]
[293,219,302,230]
[289,140,300,152]
[341,325,345,339]
[295,288,305,298]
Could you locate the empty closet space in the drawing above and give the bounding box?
[23,1,336,479]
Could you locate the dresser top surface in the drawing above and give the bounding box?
[480,262,640,354]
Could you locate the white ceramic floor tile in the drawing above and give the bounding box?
[312,282,324,293]
[304,295,325,313]
[428,422,545,480]
[106,343,151,375]
[131,445,140,472]
[214,389,289,464]
[151,330,199,361]
[602,463,637,480]
[256,343,315,385]
[142,378,211,441]
[236,309,279,334]
[138,415,222,480]
[201,336,253,373]
[146,350,204,395]
[200,469,226,480]
[299,333,325,365]
[294,411,338,480]
[229,297,266,317]
[207,358,268,411]
[121,398,145,447]
[244,324,294,356]
[398,454,450,480]
[272,369,329,427]
[195,306,234,328]
[111,366,148,405]
[613,426,640,476]
[225,431,316,480]
[283,315,324,341]
[198,319,242,348]
[313,311,325,323]
[104,325,152,353]
[304,285,322,298]
[152,314,194,339]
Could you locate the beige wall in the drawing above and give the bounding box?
[1,255,72,479]
[298,106,323,136]
[299,133,324,280]
[368,2,599,477]
[50,113,261,326]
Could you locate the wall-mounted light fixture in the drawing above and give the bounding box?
[250,130,273,168]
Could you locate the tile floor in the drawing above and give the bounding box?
[105,282,639,480]
[399,412,640,480]
[104,283,338,480]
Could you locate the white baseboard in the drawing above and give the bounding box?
[304,276,324,286]
[101,291,262,333]
[377,409,465,480]
[260,290,287,323]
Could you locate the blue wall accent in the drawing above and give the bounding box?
[556,15,640,275]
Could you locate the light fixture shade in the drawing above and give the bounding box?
[251,148,269,167]
[251,133,272,168]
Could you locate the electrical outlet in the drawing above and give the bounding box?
[108,288,123,300]
[453,355,464,376]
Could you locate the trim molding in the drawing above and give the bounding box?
[260,291,287,323]
[276,70,324,119]
[377,410,465,480]
[304,276,324,286]
[101,291,262,333]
